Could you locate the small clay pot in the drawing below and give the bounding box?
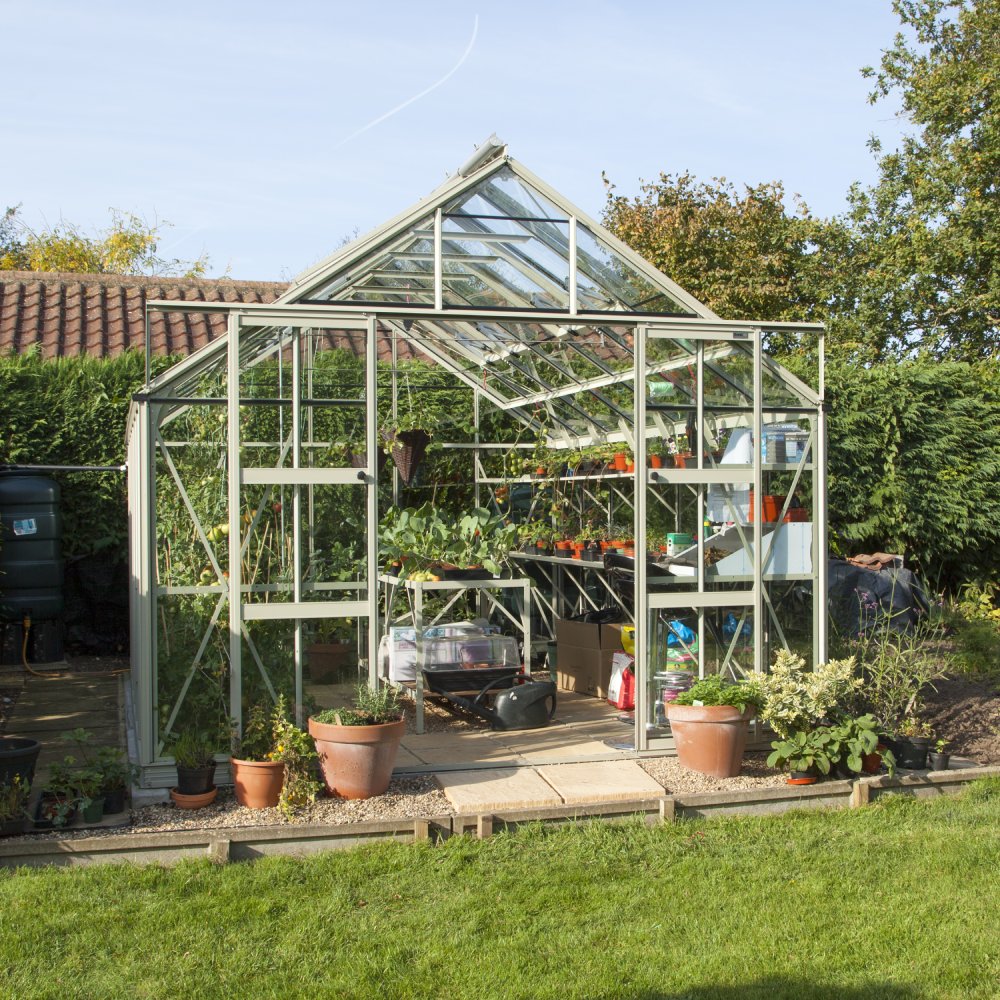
[170,786,218,810]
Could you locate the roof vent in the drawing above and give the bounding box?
[456,134,506,177]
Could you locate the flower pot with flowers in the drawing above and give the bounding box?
[231,696,320,815]
[309,684,405,799]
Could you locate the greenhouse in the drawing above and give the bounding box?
[126,136,827,787]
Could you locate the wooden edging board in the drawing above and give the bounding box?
[2,765,998,869]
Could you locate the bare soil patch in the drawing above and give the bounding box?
[922,674,1000,764]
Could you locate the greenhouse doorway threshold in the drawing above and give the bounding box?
[394,690,645,774]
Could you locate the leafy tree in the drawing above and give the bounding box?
[841,0,1000,360]
[0,205,209,276]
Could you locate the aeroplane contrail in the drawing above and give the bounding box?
[334,15,480,149]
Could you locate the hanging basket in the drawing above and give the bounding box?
[382,429,431,485]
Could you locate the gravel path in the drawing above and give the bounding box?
[639,752,786,795]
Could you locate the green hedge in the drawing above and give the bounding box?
[2,350,997,603]
[826,357,1000,589]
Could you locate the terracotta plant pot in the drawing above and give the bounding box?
[230,757,284,809]
[666,704,755,778]
[309,717,405,800]
[170,786,218,810]
[861,750,883,774]
[306,642,354,684]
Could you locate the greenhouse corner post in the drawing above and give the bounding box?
[634,324,648,751]
[752,328,764,679]
[227,312,242,734]
[366,314,379,687]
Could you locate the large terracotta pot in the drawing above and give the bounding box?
[230,757,284,809]
[308,717,405,800]
[665,704,755,778]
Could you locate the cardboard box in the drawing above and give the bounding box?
[555,618,626,652]
[555,643,615,699]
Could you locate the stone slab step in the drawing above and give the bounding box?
[435,767,563,812]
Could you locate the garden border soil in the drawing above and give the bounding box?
[3,765,997,869]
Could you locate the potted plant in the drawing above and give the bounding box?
[893,715,934,769]
[766,728,835,784]
[305,617,358,684]
[230,696,319,815]
[230,700,287,810]
[380,410,435,485]
[665,674,764,778]
[824,714,897,779]
[96,746,136,815]
[928,738,951,771]
[0,775,31,837]
[36,761,80,829]
[309,683,405,799]
[170,730,218,807]
[0,736,41,790]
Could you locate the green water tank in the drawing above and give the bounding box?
[0,473,63,623]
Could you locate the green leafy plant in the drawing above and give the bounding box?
[170,730,216,770]
[824,714,896,777]
[673,674,763,714]
[313,683,403,727]
[934,738,950,755]
[766,729,834,776]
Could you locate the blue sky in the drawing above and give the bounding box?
[2,1,905,281]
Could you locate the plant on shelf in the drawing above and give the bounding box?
[766,728,835,781]
[309,684,406,799]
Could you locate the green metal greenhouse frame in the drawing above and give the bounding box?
[126,136,827,787]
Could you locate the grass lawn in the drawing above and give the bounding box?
[1,780,999,1000]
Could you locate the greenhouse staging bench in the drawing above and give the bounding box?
[3,764,996,868]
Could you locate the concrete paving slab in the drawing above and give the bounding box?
[393,745,424,768]
[538,760,665,804]
[436,767,563,811]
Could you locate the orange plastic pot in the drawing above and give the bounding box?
[309,717,405,799]
[665,704,755,778]
[748,492,786,523]
[230,757,284,809]
[649,455,663,469]
[612,452,628,471]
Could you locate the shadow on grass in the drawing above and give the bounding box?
[594,979,922,1000]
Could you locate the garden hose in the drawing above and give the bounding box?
[21,613,49,679]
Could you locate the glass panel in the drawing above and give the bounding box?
[155,593,231,758]
[577,226,696,314]
[764,581,814,669]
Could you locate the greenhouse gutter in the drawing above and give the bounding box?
[3,766,997,869]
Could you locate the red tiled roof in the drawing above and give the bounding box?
[0,271,288,358]
[0,271,422,364]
